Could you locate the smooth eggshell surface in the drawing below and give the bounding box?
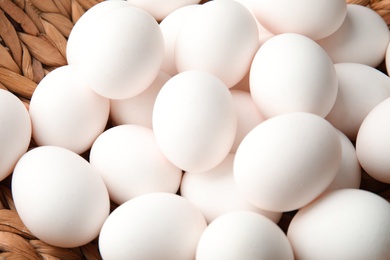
[230,90,265,153]
[90,124,183,205]
[180,154,281,224]
[325,63,390,141]
[66,0,133,65]
[250,33,338,119]
[287,189,390,259]
[196,211,294,260]
[251,0,347,40]
[324,130,361,193]
[234,112,342,212]
[73,6,164,99]
[159,4,201,76]
[99,193,207,260]
[356,98,390,183]
[12,146,110,248]
[317,4,390,68]
[0,89,31,181]
[110,71,171,128]
[126,0,201,21]
[152,70,237,172]
[175,0,259,88]
[29,65,110,154]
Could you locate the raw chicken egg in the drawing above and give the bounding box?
[90,124,182,205]
[288,189,390,259]
[152,70,237,172]
[175,0,259,88]
[250,33,338,118]
[99,192,207,260]
[356,97,390,183]
[12,146,110,248]
[196,211,294,260]
[234,112,342,212]
[29,65,109,154]
[0,89,31,181]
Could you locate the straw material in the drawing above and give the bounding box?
[0,0,389,258]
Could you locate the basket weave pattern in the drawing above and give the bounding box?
[0,0,389,259]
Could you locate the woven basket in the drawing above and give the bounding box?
[0,0,389,259]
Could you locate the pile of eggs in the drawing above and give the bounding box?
[2,0,390,259]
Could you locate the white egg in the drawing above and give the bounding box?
[99,192,207,260]
[230,89,265,153]
[153,70,237,172]
[356,98,390,184]
[325,63,390,141]
[126,0,201,21]
[196,211,294,260]
[90,124,183,205]
[67,0,133,65]
[0,89,31,181]
[175,0,259,88]
[29,65,109,154]
[70,5,164,99]
[287,189,390,259]
[234,112,342,212]
[12,146,110,248]
[110,71,171,128]
[159,4,201,76]
[180,154,281,224]
[250,33,338,119]
[324,130,361,193]
[251,0,347,40]
[317,4,390,67]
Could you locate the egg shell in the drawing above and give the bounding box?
[126,0,201,21]
[180,154,281,224]
[324,130,361,193]
[90,124,183,205]
[175,0,259,88]
[66,0,134,65]
[317,4,390,67]
[251,0,347,40]
[99,192,207,260]
[228,0,275,45]
[230,89,265,153]
[325,63,390,141]
[0,90,31,181]
[287,189,390,259]
[12,146,110,248]
[152,70,237,172]
[356,98,390,183]
[110,71,171,128]
[159,4,201,76]
[29,65,110,154]
[196,211,294,260]
[234,112,342,212]
[250,33,338,119]
[74,6,164,99]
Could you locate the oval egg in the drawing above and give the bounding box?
[250,33,338,118]
[90,124,183,205]
[317,4,390,67]
[74,6,164,99]
[356,97,390,184]
[29,65,110,154]
[153,70,237,172]
[251,0,347,40]
[175,0,259,88]
[0,89,31,181]
[12,146,110,248]
[325,62,390,141]
[234,112,342,212]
